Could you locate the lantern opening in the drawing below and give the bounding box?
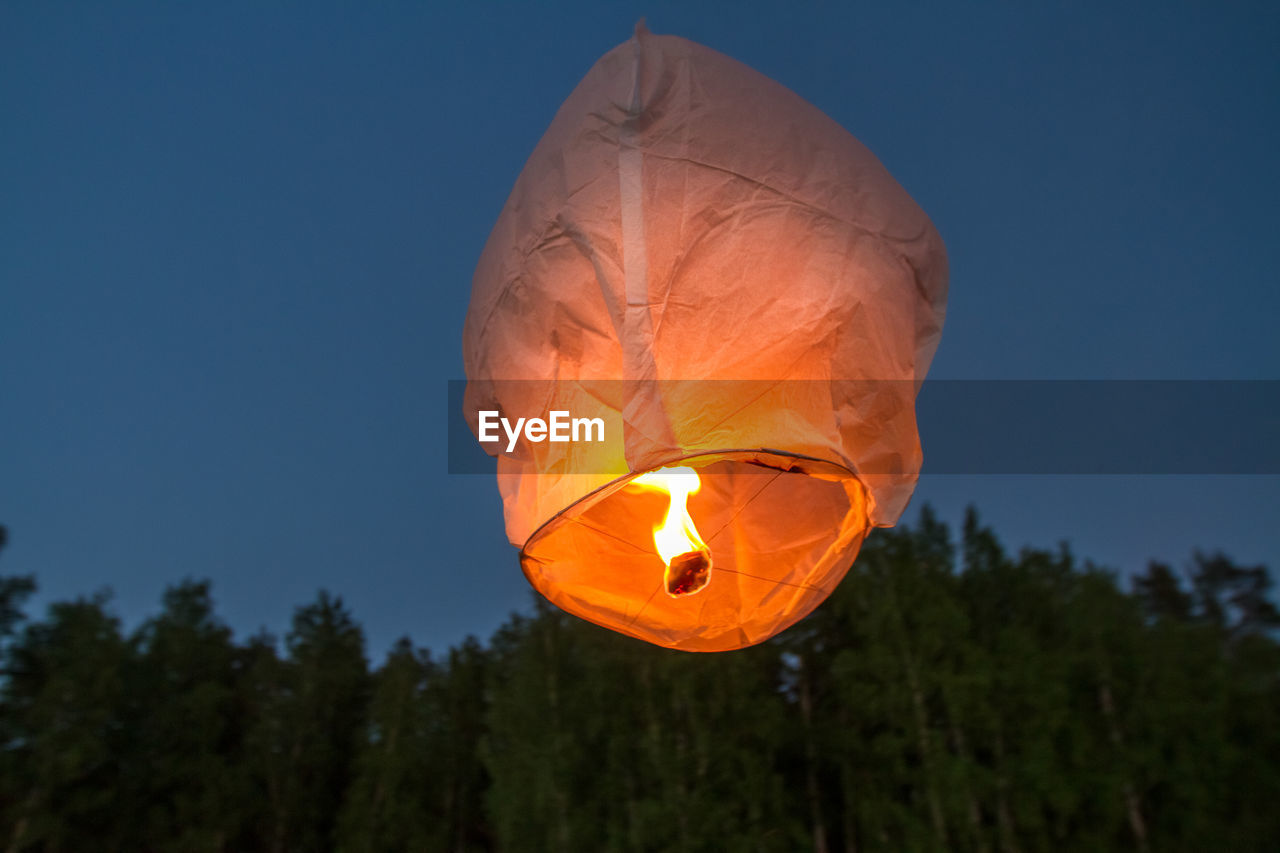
[628,466,713,597]
[519,450,870,652]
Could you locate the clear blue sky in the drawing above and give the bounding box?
[2,2,1277,660]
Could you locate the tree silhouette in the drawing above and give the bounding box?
[0,511,1276,850]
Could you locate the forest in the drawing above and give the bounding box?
[0,509,1276,852]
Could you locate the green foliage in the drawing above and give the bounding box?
[249,591,370,852]
[336,638,447,852]
[127,579,240,851]
[1,593,132,851]
[0,511,1276,850]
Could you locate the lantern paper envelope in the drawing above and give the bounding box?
[463,24,947,651]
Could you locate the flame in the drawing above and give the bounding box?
[629,466,712,597]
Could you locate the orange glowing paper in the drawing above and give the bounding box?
[463,24,948,651]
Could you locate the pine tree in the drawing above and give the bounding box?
[127,579,241,851]
[483,602,580,852]
[337,638,449,852]
[245,592,369,853]
[0,525,36,647]
[0,593,133,851]
[1132,562,1192,622]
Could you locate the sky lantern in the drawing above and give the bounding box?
[463,24,947,652]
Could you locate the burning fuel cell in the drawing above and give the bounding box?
[628,466,713,598]
[666,550,711,597]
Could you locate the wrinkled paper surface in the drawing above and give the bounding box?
[463,24,947,650]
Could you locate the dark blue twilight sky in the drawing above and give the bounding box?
[2,3,1277,659]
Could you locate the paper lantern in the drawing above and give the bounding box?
[463,24,947,651]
